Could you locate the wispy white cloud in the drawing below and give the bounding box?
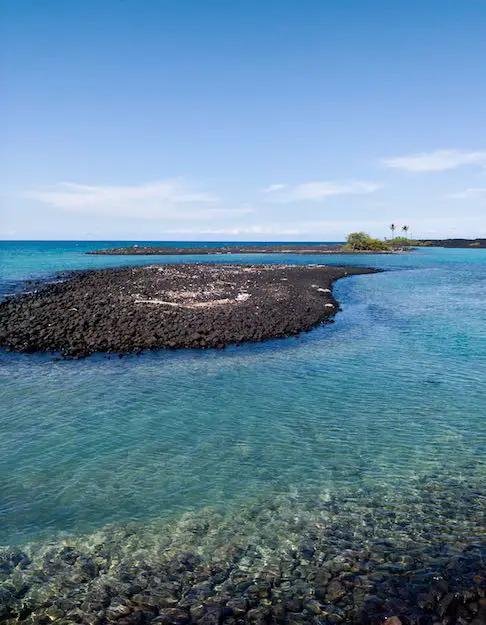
[448,187,486,200]
[164,224,303,236]
[383,149,486,172]
[262,183,286,193]
[163,219,388,237]
[262,180,381,202]
[161,215,486,239]
[25,180,252,220]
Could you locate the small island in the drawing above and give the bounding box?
[87,232,414,256]
[0,263,378,357]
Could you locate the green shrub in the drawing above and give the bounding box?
[389,236,416,246]
[345,232,390,251]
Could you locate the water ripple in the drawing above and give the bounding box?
[0,243,485,546]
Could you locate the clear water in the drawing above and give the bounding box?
[0,241,485,546]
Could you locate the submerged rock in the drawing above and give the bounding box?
[0,476,484,624]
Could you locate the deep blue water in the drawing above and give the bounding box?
[0,241,485,546]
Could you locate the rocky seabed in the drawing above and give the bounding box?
[1,474,485,625]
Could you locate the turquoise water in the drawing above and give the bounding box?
[0,241,485,547]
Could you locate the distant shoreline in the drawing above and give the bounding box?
[87,244,401,255]
[417,238,486,248]
[0,263,379,357]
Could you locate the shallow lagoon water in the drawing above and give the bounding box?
[0,242,485,546]
[1,242,485,622]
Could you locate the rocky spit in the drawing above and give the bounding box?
[0,264,377,357]
[418,239,486,249]
[87,246,395,256]
[0,475,484,625]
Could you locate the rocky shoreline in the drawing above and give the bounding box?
[87,245,397,256]
[0,475,484,625]
[0,264,378,357]
[418,239,486,248]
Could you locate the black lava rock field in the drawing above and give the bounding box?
[0,264,377,357]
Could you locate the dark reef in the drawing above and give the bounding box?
[0,264,377,357]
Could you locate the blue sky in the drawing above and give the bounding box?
[2,0,486,240]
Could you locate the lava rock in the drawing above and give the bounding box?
[0,264,378,357]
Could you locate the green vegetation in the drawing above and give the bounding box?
[345,232,391,251]
[344,231,417,251]
[388,236,417,246]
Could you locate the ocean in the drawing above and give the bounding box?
[0,241,485,622]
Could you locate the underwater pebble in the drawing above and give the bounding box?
[0,477,484,624]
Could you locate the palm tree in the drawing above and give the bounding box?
[390,223,396,238]
[402,225,410,238]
